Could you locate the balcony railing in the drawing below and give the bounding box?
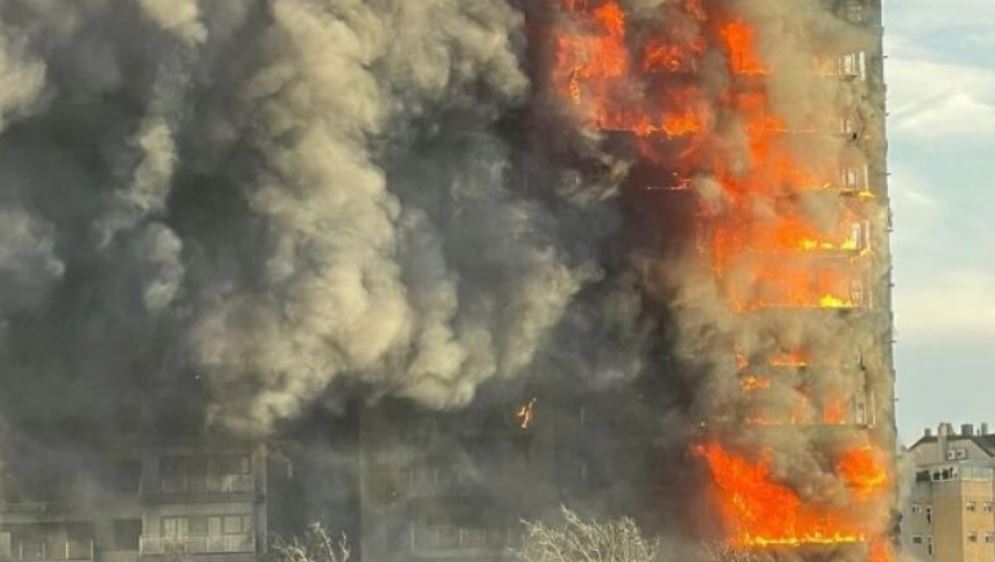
[7,540,93,561]
[157,474,254,495]
[139,535,254,556]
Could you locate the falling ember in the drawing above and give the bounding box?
[516,398,537,430]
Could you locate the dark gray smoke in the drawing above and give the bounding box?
[0,0,650,437]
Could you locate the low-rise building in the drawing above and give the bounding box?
[904,422,995,562]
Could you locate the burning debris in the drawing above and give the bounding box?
[516,398,538,430]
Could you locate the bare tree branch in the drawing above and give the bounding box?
[516,507,662,562]
[270,523,350,562]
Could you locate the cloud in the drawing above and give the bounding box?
[888,59,995,139]
[895,268,995,342]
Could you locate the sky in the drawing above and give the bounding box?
[883,0,995,443]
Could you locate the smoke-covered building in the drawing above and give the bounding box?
[0,0,896,561]
[356,384,667,561]
[0,423,295,562]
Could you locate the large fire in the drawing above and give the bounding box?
[548,0,892,558]
[694,441,883,547]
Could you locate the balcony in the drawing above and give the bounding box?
[158,474,254,495]
[145,474,256,503]
[5,540,94,562]
[138,535,254,556]
[408,525,514,558]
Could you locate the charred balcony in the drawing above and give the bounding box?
[140,453,260,504]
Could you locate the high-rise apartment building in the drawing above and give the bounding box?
[0,2,895,562]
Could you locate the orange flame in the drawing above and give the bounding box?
[770,350,808,368]
[516,398,537,430]
[552,1,706,140]
[822,397,848,425]
[837,446,889,500]
[548,3,888,557]
[694,442,867,547]
[868,539,896,562]
[719,20,768,76]
[740,376,771,392]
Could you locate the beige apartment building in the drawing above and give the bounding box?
[904,423,995,562]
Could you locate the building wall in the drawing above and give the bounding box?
[904,426,995,562]
[0,441,283,562]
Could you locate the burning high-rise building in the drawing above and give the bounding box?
[0,1,896,561]
[537,0,897,559]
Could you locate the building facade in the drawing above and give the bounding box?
[904,423,995,562]
[0,439,293,562]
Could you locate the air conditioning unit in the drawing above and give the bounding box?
[957,449,968,459]
[947,450,957,460]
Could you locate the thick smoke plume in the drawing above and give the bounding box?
[0,0,650,437]
[0,0,895,557]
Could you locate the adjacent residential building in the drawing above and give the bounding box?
[904,423,995,562]
[0,438,294,562]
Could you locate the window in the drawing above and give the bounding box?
[462,529,488,549]
[912,535,923,545]
[969,532,979,543]
[107,461,141,493]
[836,52,867,80]
[160,458,187,493]
[187,458,208,493]
[161,515,251,538]
[840,165,868,192]
[216,455,251,475]
[912,504,923,514]
[161,517,188,538]
[16,534,45,561]
[926,507,933,524]
[435,527,460,550]
[854,398,868,425]
[187,516,208,537]
[968,501,977,512]
[113,520,141,550]
[843,0,865,23]
[985,503,993,513]
[222,515,251,535]
[927,536,934,556]
[840,115,861,140]
[412,524,512,552]
[159,455,252,494]
[987,534,994,544]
